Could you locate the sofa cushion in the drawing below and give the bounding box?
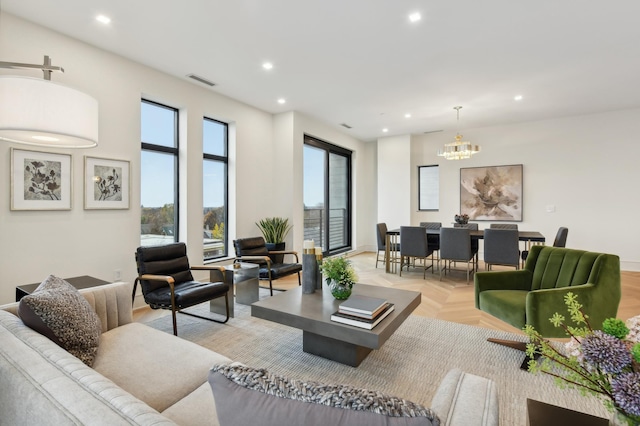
[93,322,232,413]
[209,364,439,426]
[17,275,102,366]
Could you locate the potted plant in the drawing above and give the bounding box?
[320,256,358,300]
[256,217,292,264]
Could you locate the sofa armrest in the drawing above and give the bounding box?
[474,270,531,308]
[430,369,498,426]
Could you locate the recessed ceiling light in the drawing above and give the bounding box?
[262,62,273,70]
[514,95,523,101]
[277,98,286,104]
[96,15,111,24]
[382,128,389,133]
[405,113,412,118]
[409,12,421,23]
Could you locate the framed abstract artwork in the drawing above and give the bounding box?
[460,164,523,221]
[84,156,130,209]
[10,148,72,211]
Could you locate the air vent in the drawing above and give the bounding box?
[423,129,443,134]
[187,74,216,87]
[340,123,353,129]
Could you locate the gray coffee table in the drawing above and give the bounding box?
[251,284,421,366]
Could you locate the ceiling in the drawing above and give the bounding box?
[3,0,640,141]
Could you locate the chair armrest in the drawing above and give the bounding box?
[268,250,300,263]
[474,270,531,308]
[139,273,175,284]
[235,255,272,266]
[525,284,596,336]
[191,265,226,272]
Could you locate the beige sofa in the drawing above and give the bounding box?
[0,281,232,425]
[0,280,499,426]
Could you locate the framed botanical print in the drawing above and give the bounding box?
[84,156,130,209]
[11,148,72,211]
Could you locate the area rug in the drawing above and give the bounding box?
[144,291,610,426]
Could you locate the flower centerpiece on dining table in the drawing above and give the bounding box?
[454,213,469,225]
[319,256,358,300]
[524,292,640,425]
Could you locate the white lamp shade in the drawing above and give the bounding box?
[0,76,98,148]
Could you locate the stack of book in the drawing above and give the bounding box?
[330,295,395,330]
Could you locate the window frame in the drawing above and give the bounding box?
[140,99,179,244]
[303,134,353,255]
[202,117,229,261]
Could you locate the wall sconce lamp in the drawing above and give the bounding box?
[0,55,99,148]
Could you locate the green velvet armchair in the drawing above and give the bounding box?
[475,245,621,338]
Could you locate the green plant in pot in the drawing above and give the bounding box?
[256,217,292,264]
[320,256,358,300]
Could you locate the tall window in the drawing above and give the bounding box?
[303,135,352,255]
[140,100,178,247]
[203,117,228,261]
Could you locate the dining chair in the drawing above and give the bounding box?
[376,223,400,269]
[399,226,434,279]
[483,228,520,270]
[419,222,442,260]
[489,224,518,230]
[439,227,477,283]
[453,223,478,230]
[521,226,568,267]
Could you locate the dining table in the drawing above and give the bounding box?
[385,228,546,273]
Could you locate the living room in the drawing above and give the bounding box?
[1,3,640,424]
[1,4,639,306]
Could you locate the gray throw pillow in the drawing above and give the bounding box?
[209,364,439,426]
[18,275,102,366]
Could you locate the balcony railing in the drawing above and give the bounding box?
[304,207,348,251]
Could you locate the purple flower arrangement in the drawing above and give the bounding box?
[524,293,640,423]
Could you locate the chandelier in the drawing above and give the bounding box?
[437,106,480,160]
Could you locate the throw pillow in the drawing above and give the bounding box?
[18,275,102,366]
[209,364,439,426]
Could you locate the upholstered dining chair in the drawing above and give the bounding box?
[483,228,520,270]
[521,226,568,267]
[439,227,477,283]
[419,222,442,260]
[133,242,230,336]
[376,223,400,269]
[399,226,434,279]
[233,237,301,296]
[489,224,518,230]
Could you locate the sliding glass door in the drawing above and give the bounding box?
[303,135,352,255]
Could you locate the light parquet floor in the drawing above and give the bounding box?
[266,252,640,336]
[134,252,640,335]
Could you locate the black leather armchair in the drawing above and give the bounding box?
[233,237,301,296]
[133,242,230,336]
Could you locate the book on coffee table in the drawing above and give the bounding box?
[331,303,395,330]
[339,295,388,318]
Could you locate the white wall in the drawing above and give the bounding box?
[0,13,375,304]
[377,135,411,229]
[409,109,640,270]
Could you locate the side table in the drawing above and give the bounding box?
[16,275,110,302]
[210,263,259,318]
[527,399,608,426]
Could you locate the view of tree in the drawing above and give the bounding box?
[141,203,175,235]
